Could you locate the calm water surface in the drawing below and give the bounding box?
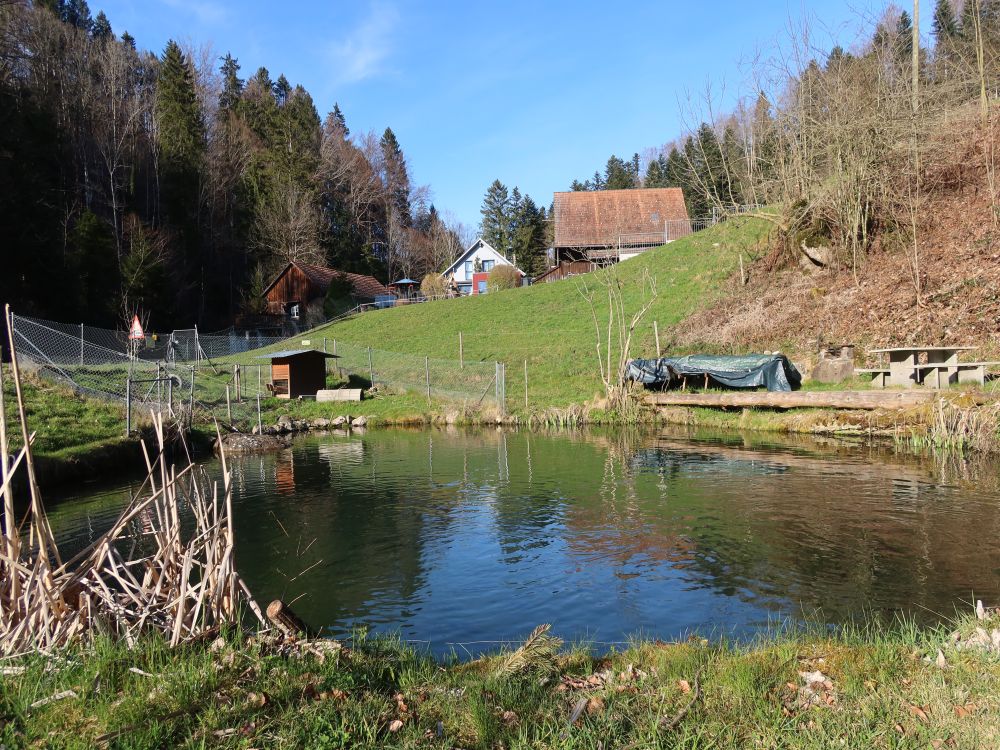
[43,428,1000,654]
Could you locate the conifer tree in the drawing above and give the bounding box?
[644,157,667,188]
[380,127,411,227]
[330,103,349,136]
[91,10,112,40]
[896,10,914,60]
[62,0,93,31]
[155,40,206,288]
[933,0,958,41]
[604,155,633,189]
[273,74,291,106]
[218,54,243,111]
[480,179,511,255]
[121,30,135,49]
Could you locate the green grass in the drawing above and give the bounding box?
[3,610,998,748]
[301,218,770,412]
[1,365,125,457]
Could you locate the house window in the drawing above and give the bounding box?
[477,280,488,294]
[464,261,473,276]
[482,259,495,272]
[287,302,301,320]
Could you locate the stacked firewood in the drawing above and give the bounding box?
[1,306,263,657]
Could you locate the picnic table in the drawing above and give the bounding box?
[857,346,998,388]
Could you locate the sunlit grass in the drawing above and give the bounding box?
[4,608,998,748]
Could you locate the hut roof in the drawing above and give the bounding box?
[553,188,690,248]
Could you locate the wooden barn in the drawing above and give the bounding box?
[552,188,691,265]
[258,349,337,399]
[262,262,390,322]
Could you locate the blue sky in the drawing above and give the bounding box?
[96,0,932,229]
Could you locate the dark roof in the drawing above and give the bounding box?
[262,262,390,299]
[256,349,339,360]
[553,188,690,248]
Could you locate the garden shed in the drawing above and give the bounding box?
[258,349,338,399]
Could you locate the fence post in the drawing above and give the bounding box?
[80,323,84,365]
[459,332,464,369]
[654,321,661,359]
[367,347,374,387]
[125,376,131,437]
[225,385,232,422]
[524,359,528,409]
[189,366,195,428]
[323,337,327,353]
[257,391,262,434]
[194,324,200,368]
[425,356,431,403]
[167,374,173,417]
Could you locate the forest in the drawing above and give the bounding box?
[0,0,468,329]
[570,0,1000,277]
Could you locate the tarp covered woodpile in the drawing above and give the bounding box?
[626,354,802,392]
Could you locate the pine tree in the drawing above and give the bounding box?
[155,41,206,280]
[219,54,243,111]
[604,155,633,189]
[91,10,112,40]
[896,10,914,60]
[569,179,588,191]
[62,0,93,31]
[330,103,349,136]
[511,194,547,276]
[591,170,605,190]
[121,30,135,50]
[961,0,983,39]
[273,74,291,107]
[480,179,511,255]
[380,127,411,227]
[933,0,958,40]
[644,157,667,188]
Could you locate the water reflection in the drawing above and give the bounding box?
[37,427,1000,654]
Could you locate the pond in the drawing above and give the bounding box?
[42,428,1000,655]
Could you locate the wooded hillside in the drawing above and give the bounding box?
[0,0,466,329]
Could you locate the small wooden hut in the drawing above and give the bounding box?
[258,349,337,399]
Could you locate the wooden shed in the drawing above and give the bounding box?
[258,349,337,399]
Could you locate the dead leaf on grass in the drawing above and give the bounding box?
[907,703,930,723]
[954,702,977,718]
[586,697,605,715]
[388,719,404,733]
[677,679,691,694]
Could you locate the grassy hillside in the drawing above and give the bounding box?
[306,219,769,410]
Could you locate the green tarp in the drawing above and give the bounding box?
[626,354,802,392]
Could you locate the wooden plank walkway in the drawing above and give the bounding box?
[645,390,938,410]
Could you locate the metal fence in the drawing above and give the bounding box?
[9,313,504,433]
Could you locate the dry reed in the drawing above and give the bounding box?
[1,305,263,657]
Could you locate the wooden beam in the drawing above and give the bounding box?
[645,390,947,411]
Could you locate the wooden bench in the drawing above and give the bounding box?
[914,361,1000,388]
[855,368,890,389]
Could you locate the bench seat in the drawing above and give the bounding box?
[855,368,890,389]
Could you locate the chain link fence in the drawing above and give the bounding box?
[9,314,504,433]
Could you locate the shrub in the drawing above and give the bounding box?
[421,273,448,298]
[488,265,520,292]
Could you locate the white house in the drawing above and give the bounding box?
[442,238,525,296]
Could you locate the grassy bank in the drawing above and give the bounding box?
[3,610,998,749]
[303,218,770,411]
[1,365,123,456]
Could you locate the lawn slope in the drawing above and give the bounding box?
[306,219,769,410]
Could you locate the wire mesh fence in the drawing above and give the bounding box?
[9,313,503,433]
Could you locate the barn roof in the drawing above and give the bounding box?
[262,262,390,299]
[553,188,690,248]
